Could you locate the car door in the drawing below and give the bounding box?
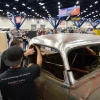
[35,70,70,100]
[34,48,70,100]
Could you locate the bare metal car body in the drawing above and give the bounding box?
[29,33,100,100]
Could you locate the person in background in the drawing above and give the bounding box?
[0,39,34,100]
[22,31,28,51]
[6,31,10,45]
[42,28,46,35]
[0,45,42,100]
[12,29,21,40]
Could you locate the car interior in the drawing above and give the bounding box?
[68,45,100,80]
[24,45,100,81]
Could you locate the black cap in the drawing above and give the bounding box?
[5,45,23,66]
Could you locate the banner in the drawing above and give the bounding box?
[59,6,80,17]
[71,17,81,21]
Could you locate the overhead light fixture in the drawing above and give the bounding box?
[32,9,34,12]
[58,2,60,5]
[15,0,19,1]
[16,11,19,13]
[58,6,60,8]
[90,5,93,7]
[93,16,96,17]
[83,10,86,12]
[22,3,25,6]
[22,12,24,14]
[0,10,3,12]
[7,12,10,14]
[39,2,44,5]
[6,4,9,7]
[43,6,45,9]
[95,1,98,4]
[96,10,98,12]
[76,1,79,4]
[27,7,31,9]
[13,7,16,10]
[86,8,88,10]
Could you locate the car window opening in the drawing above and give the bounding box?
[68,45,100,80]
[42,47,64,80]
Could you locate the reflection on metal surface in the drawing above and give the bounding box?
[29,33,100,100]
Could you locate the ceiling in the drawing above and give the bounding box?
[0,0,100,20]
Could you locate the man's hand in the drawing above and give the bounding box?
[28,63,34,67]
[24,47,35,57]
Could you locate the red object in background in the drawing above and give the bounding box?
[73,7,80,15]
[16,16,22,23]
[42,30,46,35]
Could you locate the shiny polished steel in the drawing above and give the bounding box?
[29,33,100,84]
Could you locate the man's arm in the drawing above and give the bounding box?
[85,47,96,55]
[35,45,42,67]
[24,48,35,57]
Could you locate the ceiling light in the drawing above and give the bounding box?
[16,11,19,13]
[15,0,19,1]
[83,10,86,12]
[92,12,94,14]
[27,7,31,9]
[7,12,10,14]
[0,10,3,12]
[86,8,88,10]
[43,6,45,9]
[32,9,34,12]
[58,6,60,8]
[90,5,93,7]
[35,13,37,14]
[93,16,96,17]
[96,10,98,12]
[22,12,24,14]
[76,1,79,4]
[39,2,44,5]
[95,1,98,4]
[13,7,16,10]
[22,3,25,6]
[6,4,9,7]
[58,2,60,5]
